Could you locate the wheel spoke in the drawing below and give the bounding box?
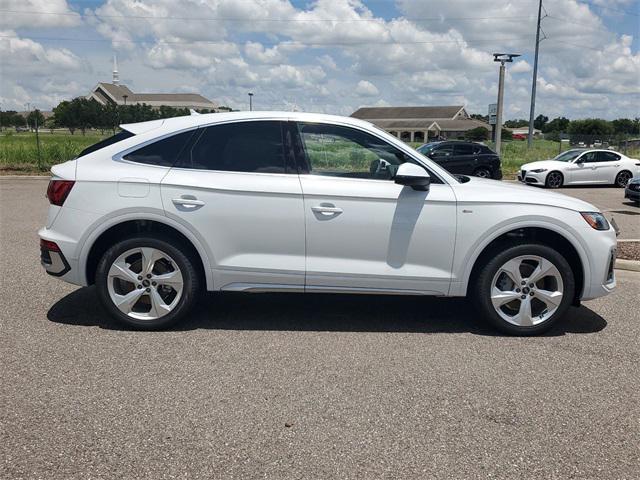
[534,288,563,309]
[140,247,163,276]
[500,258,523,285]
[527,258,555,284]
[148,288,172,318]
[491,287,520,308]
[153,270,183,290]
[108,261,139,284]
[113,288,145,314]
[515,297,534,326]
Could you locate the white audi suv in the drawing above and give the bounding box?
[39,112,617,335]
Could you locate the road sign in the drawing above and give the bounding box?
[488,103,497,125]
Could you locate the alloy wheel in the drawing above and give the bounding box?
[616,171,631,187]
[490,255,564,327]
[475,168,491,178]
[546,172,562,188]
[106,247,184,321]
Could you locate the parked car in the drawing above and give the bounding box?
[518,148,640,188]
[512,133,527,141]
[625,176,640,205]
[416,141,502,179]
[40,112,617,335]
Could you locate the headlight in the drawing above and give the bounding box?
[581,212,610,231]
[531,168,547,173]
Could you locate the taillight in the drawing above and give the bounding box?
[46,180,75,206]
[40,239,61,252]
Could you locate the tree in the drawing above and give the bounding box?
[534,114,548,130]
[0,110,26,128]
[471,113,489,122]
[612,118,639,135]
[543,116,570,133]
[465,127,490,141]
[504,119,528,128]
[27,109,45,130]
[567,118,614,136]
[501,128,513,140]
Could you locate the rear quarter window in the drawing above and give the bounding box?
[77,130,135,158]
[123,130,196,167]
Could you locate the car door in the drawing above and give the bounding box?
[428,143,458,174]
[567,151,599,184]
[452,143,478,175]
[595,151,621,183]
[293,121,457,295]
[160,120,305,291]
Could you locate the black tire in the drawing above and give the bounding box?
[472,243,575,335]
[96,236,201,330]
[615,170,632,188]
[473,167,492,179]
[545,171,563,189]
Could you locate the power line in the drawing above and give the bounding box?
[0,9,534,23]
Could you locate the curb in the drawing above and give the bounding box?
[615,259,640,272]
[0,175,49,179]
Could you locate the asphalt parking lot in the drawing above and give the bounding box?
[1,178,639,479]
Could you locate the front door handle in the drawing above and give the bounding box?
[311,205,343,215]
[172,197,205,207]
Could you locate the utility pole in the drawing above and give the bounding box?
[34,109,42,170]
[527,0,543,147]
[493,53,520,156]
[248,92,254,111]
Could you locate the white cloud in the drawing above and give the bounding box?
[511,60,532,74]
[0,0,81,29]
[355,80,379,96]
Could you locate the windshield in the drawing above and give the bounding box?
[553,149,584,162]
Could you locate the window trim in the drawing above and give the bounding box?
[291,121,446,184]
[114,128,199,168]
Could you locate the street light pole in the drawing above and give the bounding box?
[248,92,254,111]
[527,0,543,147]
[492,53,520,156]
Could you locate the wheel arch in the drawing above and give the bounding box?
[461,224,589,304]
[615,169,633,186]
[545,170,564,187]
[79,213,214,290]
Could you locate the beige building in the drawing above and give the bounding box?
[351,106,491,142]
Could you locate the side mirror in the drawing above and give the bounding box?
[394,163,431,191]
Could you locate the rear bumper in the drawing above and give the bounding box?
[40,239,70,277]
[38,228,84,286]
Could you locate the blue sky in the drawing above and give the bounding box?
[1,0,639,119]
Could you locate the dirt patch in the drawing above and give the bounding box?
[618,242,640,261]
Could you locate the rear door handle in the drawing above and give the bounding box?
[172,197,205,207]
[311,205,343,215]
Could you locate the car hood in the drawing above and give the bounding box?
[453,176,597,212]
[520,160,569,171]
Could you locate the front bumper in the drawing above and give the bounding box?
[517,170,545,185]
[625,185,640,201]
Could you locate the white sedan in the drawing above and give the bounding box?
[39,111,617,335]
[518,149,640,188]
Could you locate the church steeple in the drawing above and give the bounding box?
[112,54,120,85]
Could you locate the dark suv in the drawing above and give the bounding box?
[416,141,502,179]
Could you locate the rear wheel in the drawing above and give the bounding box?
[615,170,632,188]
[545,171,563,188]
[96,237,201,330]
[473,243,575,335]
[473,167,492,179]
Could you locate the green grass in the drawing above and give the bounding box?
[0,131,108,173]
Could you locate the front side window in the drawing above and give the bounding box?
[123,130,195,167]
[297,123,414,180]
[454,144,476,156]
[178,121,286,173]
[580,151,599,163]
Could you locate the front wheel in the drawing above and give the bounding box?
[472,244,575,335]
[96,237,201,330]
[545,171,563,188]
[473,167,492,179]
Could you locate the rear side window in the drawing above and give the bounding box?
[77,130,134,158]
[123,130,195,167]
[597,151,620,162]
[178,121,286,173]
